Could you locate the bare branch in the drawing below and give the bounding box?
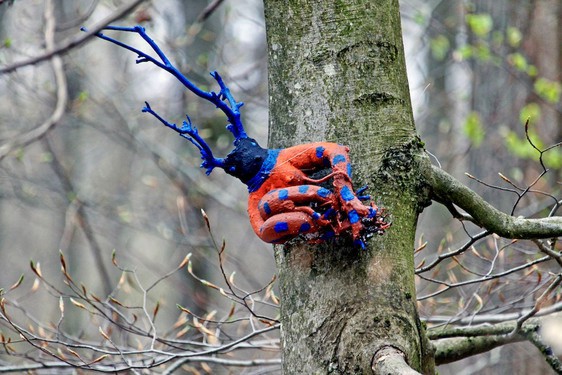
[44,136,113,296]
[426,165,562,239]
[372,346,421,375]
[0,0,68,161]
[416,254,551,300]
[195,0,225,23]
[429,317,562,372]
[511,273,562,334]
[430,320,535,365]
[415,230,490,274]
[433,334,523,365]
[524,329,562,374]
[0,0,147,75]
[428,319,539,340]
[424,300,562,325]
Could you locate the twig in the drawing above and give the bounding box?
[417,254,551,300]
[43,136,113,297]
[511,273,562,335]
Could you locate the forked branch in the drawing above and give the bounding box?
[81,25,247,140]
[425,164,562,239]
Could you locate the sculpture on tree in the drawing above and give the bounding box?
[86,25,390,248]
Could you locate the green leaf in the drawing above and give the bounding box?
[430,35,450,61]
[455,45,473,60]
[534,78,561,104]
[506,27,522,47]
[519,103,541,125]
[526,65,537,77]
[466,14,493,37]
[505,130,535,159]
[3,38,11,48]
[77,91,89,102]
[413,11,426,25]
[505,130,562,168]
[508,53,527,72]
[463,112,485,147]
[473,42,491,61]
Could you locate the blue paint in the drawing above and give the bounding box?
[340,186,355,201]
[246,149,281,192]
[348,209,360,224]
[332,154,346,165]
[369,207,377,218]
[278,189,289,200]
[356,185,370,201]
[298,185,309,194]
[347,163,352,178]
[315,146,325,158]
[263,202,272,215]
[354,239,366,249]
[274,222,289,233]
[323,208,336,218]
[317,187,331,198]
[312,212,321,220]
[356,185,368,195]
[299,222,311,232]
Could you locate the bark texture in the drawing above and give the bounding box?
[263,1,434,373]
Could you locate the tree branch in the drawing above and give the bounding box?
[372,347,421,375]
[430,320,533,365]
[0,0,147,75]
[426,165,562,239]
[429,318,562,373]
[0,0,68,161]
[432,334,523,365]
[424,300,562,325]
[428,319,539,340]
[523,330,562,374]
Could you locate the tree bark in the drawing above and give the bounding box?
[263,1,434,373]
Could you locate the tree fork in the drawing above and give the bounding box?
[264,0,434,373]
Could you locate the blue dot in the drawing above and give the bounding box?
[333,154,346,165]
[315,146,325,158]
[263,202,272,215]
[349,210,360,224]
[278,189,289,200]
[299,222,311,232]
[347,163,352,177]
[340,186,355,201]
[274,222,289,233]
[317,187,331,198]
[299,185,309,194]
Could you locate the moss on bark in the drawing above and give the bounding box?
[264,0,435,373]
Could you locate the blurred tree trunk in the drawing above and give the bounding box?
[264,0,433,373]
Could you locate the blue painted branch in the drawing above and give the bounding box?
[142,102,225,174]
[82,25,247,142]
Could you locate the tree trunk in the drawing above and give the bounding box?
[263,0,434,373]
